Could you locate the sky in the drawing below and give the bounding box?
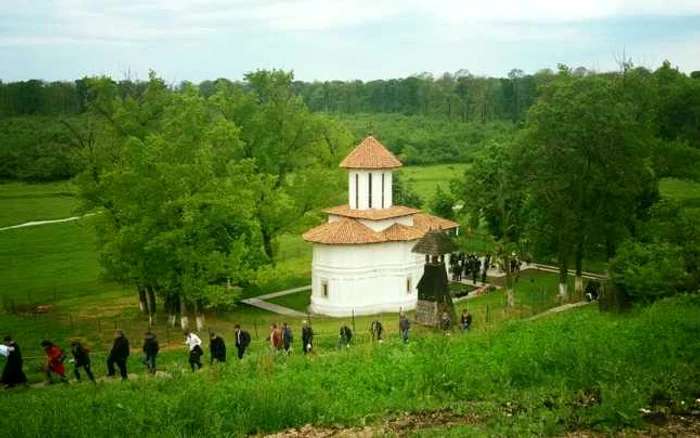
[1,0,700,82]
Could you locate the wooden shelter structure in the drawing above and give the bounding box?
[411,229,457,327]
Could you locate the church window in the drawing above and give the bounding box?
[406,277,412,294]
[381,173,385,208]
[355,174,359,208]
[322,279,329,298]
[368,173,373,208]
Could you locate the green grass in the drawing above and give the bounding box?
[0,181,77,227]
[659,177,700,212]
[401,163,470,203]
[1,295,698,437]
[266,289,312,312]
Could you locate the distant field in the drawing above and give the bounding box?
[659,177,700,211]
[400,163,470,203]
[0,181,77,227]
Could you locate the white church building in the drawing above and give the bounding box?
[303,136,459,317]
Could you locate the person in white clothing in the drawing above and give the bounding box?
[184,330,204,371]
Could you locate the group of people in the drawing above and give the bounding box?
[267,321,313,354]
[450,252,492,284]
[0,324,254,387]
[2,311,470,389]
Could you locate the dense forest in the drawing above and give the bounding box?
[1,63,699,181]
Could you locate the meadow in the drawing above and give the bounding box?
[0,295,698,437]
[2,170,698,361]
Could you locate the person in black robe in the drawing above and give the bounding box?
[1,336,27,388]
[70,340,95,383]
[234,325,251,360]
[482,255,490,284]
[107,329,129,380]
[473,258,481,284]
[142,332,159,374]
[209,332,226,364]
[301,321,313,354]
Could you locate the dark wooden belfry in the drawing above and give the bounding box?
[411,229,457,327]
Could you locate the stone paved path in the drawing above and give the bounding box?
[0,213,95,231]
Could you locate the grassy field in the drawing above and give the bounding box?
[1,174,698,376]
[401,163,470,203]
[1,295,699,437]
[659,177,700,212]
[0,181,77,227]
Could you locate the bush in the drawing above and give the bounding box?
[609,241,692,303]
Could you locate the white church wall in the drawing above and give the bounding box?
[310,242,425,317]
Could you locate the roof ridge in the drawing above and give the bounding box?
[339,136,403,169]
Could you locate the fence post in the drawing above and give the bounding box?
[352,309,356,333]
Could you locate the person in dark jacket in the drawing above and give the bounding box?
[338,324,352,349]
[209,332,226,364]
[399,313,410,343]
[301,321,313,354]
[1,336,27,388]
[234,325,251,360]
[460,309,473,331]
[370,320,384,342]
[70,340,95,382]
[107,329,129,380]
[142,332,159,374]
[282,323,293,354]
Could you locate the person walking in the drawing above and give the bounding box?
[440,312,452,334]
[301,321,313,354]
[460,309,473,332]
[70,340,95,383]
[269,324,283,352]
[235,325,251,359]
[184,330,204,371]
[142,332,159,374]
[399,313,410,344]
[1,336,27,388]
[338,324,352,349]
[107,329,130,380]
[370,320,384,342]
[209,332,226,365]
[282,323,293,355]
[41,340,69,384]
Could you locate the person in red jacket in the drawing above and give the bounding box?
[41,340,68,384]
[269,324,283,352]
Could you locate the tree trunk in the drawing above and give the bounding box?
[262,228,275,264]
[167,295,177,327]
[194,299,205,331]
[179,295,189,330]
[574,249,584,301]
[138,285,147,314]
[558,259,569,302]
[146,286,157,328]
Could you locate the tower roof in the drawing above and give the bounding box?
[339,136,403,169]
[411,229,456,255]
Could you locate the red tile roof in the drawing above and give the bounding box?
[382,223,424,241]
[412,213,460,232]
[302,218,385,245]
[303,211,459,245]
[339,136,403,169]
[323,204,420,220]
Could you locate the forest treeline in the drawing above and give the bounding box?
[2,62,698,181]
